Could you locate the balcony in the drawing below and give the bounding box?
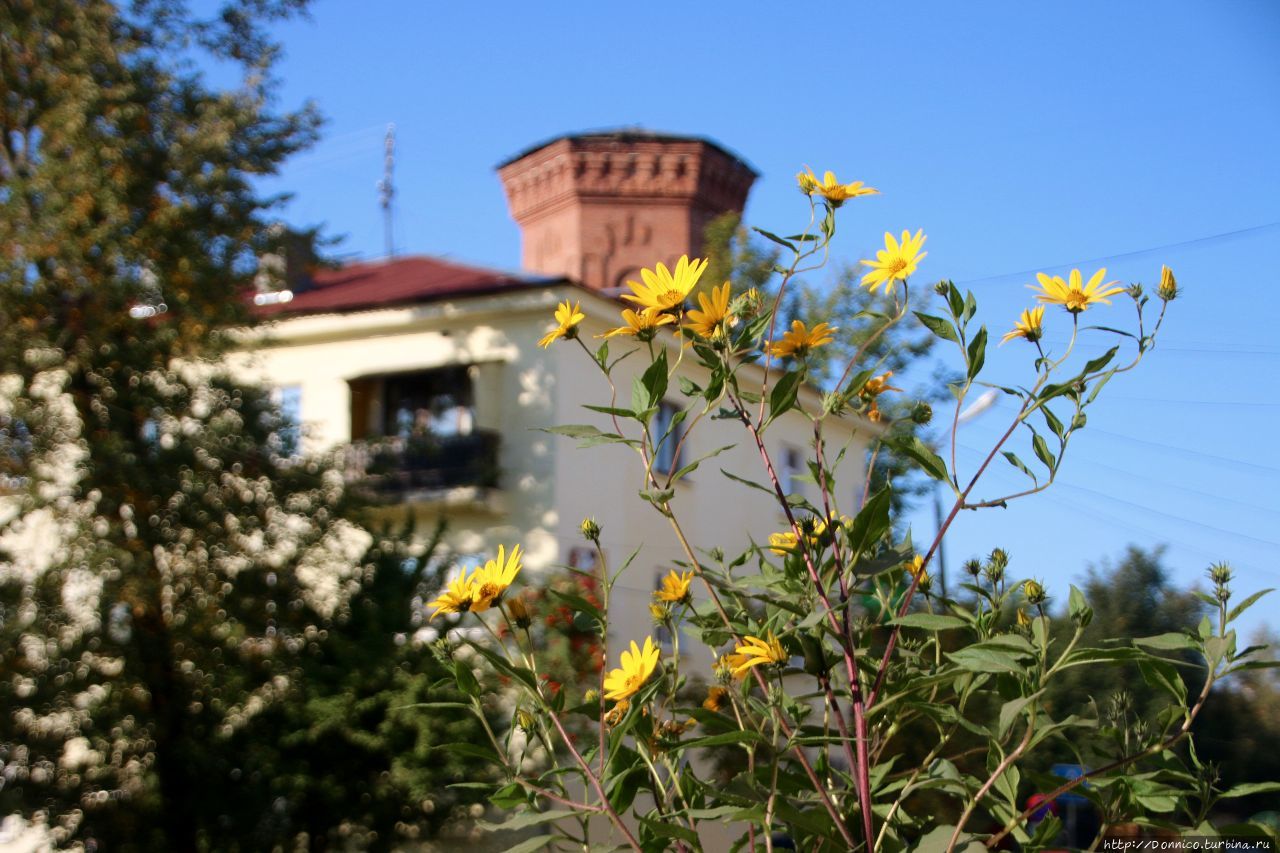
[343,429,501,507]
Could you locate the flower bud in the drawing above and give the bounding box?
[796,170,818,196]
[911,401,933,425]
[516,708,536,732]
[1158,265,1179,301]
[1127,283,1144,300]
[1015,608,1032,629]
[963,558,983,577]
[1023,578,1047,606]
[584,688,600,705]
[580,517,601,543]
[934,280,952,297]
[649,602,671,624]
[506,596,532,630]
[1209,561,1232,602]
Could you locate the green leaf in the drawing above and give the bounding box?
[962,290,978,325]
[1068,584,1092,627]
[488,782,527,808]
[583,403,641,420]
[500,837,558,853]
[914,311,959,343]
[669,443,733,483]
[720,468,777,496]
[680,730,767,749]
[766,370,802,426]
[606,767,646,813]
[633,350,668,415]
[1229,588,1274,622]
[478,809,576,833]
[454,660,480,696]
[966,326,987,381]
[1032,433,1056,472]
[945,282,965,319]
[751,226,797,251]
[1040,406,1065,440]
[1085,368,1117,404]
[1219,781,1280,799]
[1139,657,1188,704]
[541,423,632,448]
[1001,451,1038,484]
[998,691,1042,739]
[948,646,1025,674]
[1082,345,1119,376]
[895,436,950,483]
[845,486,892,557]
[439,741,498,763]
[1133,632,1197,652]
[889,613,968,631]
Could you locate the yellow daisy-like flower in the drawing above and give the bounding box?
[537,300,585,348]
[1030,268,1124,313]
[654,569,694,605]
[428,570,478,620]
[860,229,927,293]
[621,255,708,313]
[598,307,677,340]
[798,167,878,206]
[730,632,787,677]
[767,531,800,555]
[765,320,836,359]
[906,554,931,591]
[1000,306,1045,345]
[603,637,661,702]
[684,281,732,338]
[702,686,730,713]
[470,544,523,613]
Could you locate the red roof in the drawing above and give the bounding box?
[252,255,559,318]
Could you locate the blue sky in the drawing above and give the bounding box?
[249,0,1279,634]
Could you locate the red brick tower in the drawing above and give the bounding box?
[498,130,757,292]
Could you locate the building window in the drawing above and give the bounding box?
[650,400,685,476]
[272,384,303,457]
[782,445,805,498]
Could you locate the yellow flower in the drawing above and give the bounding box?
[603,699,630,726]
[766,320,836,358]
[730,632,787,677]
[1030,268,1124,313]
[621,255,708,313]
[1015,608,1032,628]
[428,570,477,619]
[860,229,927,293]
[861,371,901,400]
[470,544,523,613]
[767,531,800,555]
[1000,306,1045,345]
[1158,265,1179,301]
[654,569,694,605]
[603,637,661,702]
[537,300,585,348]
[598,307,677,340]
[702,686,730,713]
[798,167,878,205]
[684,281,732,338]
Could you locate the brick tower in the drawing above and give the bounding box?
[498,130,757,292]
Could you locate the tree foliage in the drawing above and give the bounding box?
[0,2,491,849]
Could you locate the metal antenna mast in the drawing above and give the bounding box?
[377,123,396,258]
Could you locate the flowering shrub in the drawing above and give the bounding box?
[424,169,1277,851]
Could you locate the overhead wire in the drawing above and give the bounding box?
[954,221,1280,287]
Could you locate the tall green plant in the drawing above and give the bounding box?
[429,166,1278,851]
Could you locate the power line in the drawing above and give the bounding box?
[979,398,1280,475]
[955,221,1280,287]
[954,442,1280,549]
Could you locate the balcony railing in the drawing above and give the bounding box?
[343,430,500,501]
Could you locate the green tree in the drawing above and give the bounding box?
[0,2,363,849]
